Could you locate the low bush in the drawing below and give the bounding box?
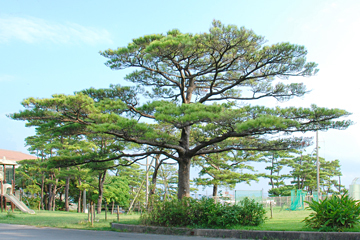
[22,196,40,209]
[303,193,360,231]
[140,197,266,228]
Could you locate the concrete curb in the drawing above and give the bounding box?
[111,223,360,240]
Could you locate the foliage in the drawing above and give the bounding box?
[194,148,260,197]
[140,197,266,228]
[114,164,146,206]
[11,20,352,200]
[22,196,40,209]
[268,185,294,197]
[262,151,344,196]
[261,150,294,196]
[103,175,130,207]
[289,154,343,195]
[55,198,66,211]
[303,193,360,231]
[157,164,178,200]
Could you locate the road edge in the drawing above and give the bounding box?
[112,223,360,240]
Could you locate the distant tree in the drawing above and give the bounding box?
[157,163,178,200]
[115,164,146,210]
[103,175,130,213]
[194,148,259,197]
[288,153,343,194]
[261,150,295,196]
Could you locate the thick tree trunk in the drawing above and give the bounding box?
[177,125,191,200]
[97,170,107,214]
[177,158,191,199]
[212,184,218,197]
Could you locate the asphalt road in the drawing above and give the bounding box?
[0,224,242,240]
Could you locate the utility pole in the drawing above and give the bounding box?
[146,157,149,208]
[316,131,320,195]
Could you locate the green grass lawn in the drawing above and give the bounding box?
[232,208,311,231]
[0,210,141,231]
[1,208,359,232]
[232,207,360,232]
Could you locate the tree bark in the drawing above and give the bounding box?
[52,177,58,211]
[177,158,191,199]
[213,184,218,197]
[149,155,161,197]
[47,181,52,211]
[40,175,45,210]
[77,176,82,213]
[78,190,82,213]
[65,168,70,211]
[97,170,107,214]
[177,124,191,199]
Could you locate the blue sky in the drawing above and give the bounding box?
[1,0,360,194]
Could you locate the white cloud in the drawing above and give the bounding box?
[0,16,113,45]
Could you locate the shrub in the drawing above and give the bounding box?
[236,197,266,226]
[303,193,360,231]
[140,197,266,228]
[22,196,40,209]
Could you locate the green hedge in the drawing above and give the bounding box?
[141,197,266,228]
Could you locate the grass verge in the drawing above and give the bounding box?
[1,208,359,232]
[0,210,141,231]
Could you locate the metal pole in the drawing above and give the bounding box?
[146,157,149,208]
[316,131,320,195]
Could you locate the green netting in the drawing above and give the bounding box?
[312,191,318,202]
[235,190,263,204]
[290,189,306,210]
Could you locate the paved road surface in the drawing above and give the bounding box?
[0,224,243,240]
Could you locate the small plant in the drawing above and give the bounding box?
[303,193,360,231]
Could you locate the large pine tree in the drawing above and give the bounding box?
[11,21,351,199]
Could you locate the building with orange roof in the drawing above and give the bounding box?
[0,149,37,163]
[1,149,37,213]
[0,149,37,185]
